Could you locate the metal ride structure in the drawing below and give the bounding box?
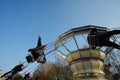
[55,25,118,80]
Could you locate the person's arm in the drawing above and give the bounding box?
[1,71,12,78]
[28,48,37,52]
[37,36,42,47]
[22,66,27,69]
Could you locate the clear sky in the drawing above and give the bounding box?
[0,0,120,73]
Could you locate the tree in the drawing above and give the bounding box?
[31,62,73,80]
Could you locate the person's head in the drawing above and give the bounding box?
[28,49,34,52]
[42,45,47,50]
[90,28,97,33]
[28,49,31,52]
[19,63,23,67]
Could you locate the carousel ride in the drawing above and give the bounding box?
[1,25,120,80]
[55,25,120,80]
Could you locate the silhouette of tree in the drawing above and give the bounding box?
[31,62,73,80]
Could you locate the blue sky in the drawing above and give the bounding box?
[0,0,120,73]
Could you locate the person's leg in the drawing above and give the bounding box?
[37,50,46,63]
[41,50,46,61]
[106,30,120,37]
[106,41,120,50]
[10,71,16,80]
[32,52,40,60]
[43,55,46,61]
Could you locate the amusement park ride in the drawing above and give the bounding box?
[1,25,120,80]
[55,25,120,80]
